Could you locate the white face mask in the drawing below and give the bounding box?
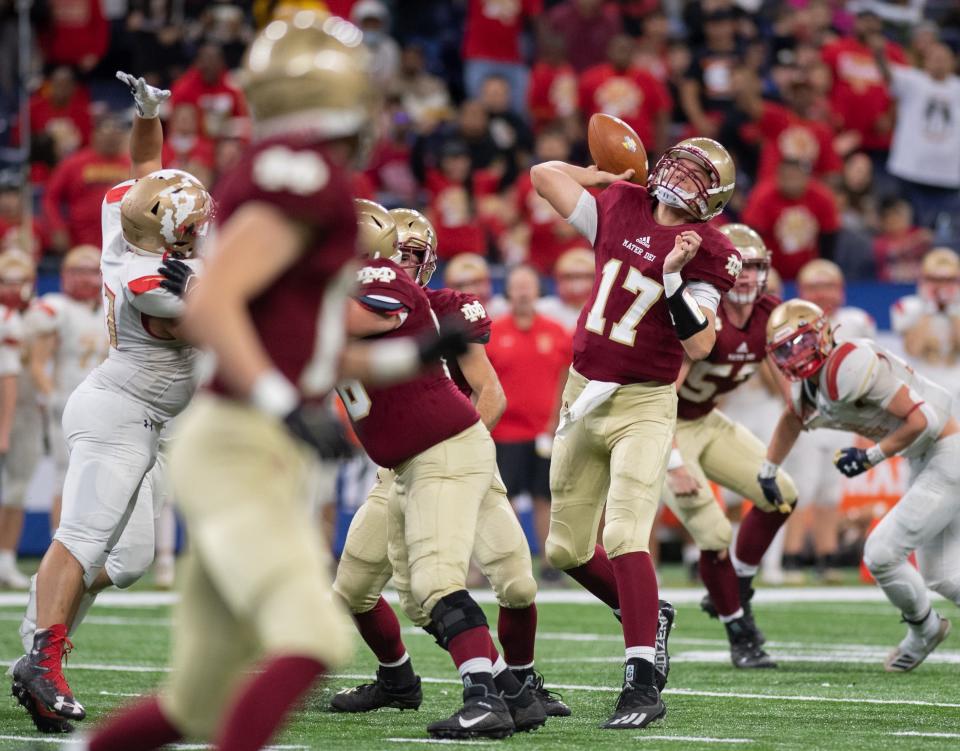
[651,185,687,210]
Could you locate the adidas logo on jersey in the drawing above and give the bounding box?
[460,301,487,323]
[622,236,655,259]
[729,339,757,362]
[357,266,397,285]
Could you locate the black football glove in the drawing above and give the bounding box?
[834,447,873,477]
[283,404,355,460]
[417,320,470,365]
[158,257,196,298]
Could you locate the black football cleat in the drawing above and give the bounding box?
[427,684,515,740]
[11,678,75,734]
[501,680,547,732]
[330,669,422,712]
[701,576,766,645]
[13,628,85,721]
[527,672,571,717]
[726,618,777,669]
[654,599,675,692]
[601,683,666,730]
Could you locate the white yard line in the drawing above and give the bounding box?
[890,732,960,739]
[634,736,753,744]
[0,612,170,626]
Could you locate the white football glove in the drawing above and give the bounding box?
[116,71,170,119]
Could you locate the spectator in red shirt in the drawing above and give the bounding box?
[0,180,47,258]
[527,35,579,132]
[547,0,622,73]
[741,158,840,281]
[820,9,907,156]
[736,70,842,183]
[22,67,92,150]
[463,0,543,114]
[873,197,934,283]
[169,42,248,139]
[487,264,572,577]
[513,127,584,273]
[160,104,215,186]
[38,0,109,72]
[425,139,491,259]
[42,115,130,254]
[579,34,671,156]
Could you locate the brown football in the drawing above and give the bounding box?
[587,113,648,185]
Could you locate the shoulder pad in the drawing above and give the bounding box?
[823,341,879,402]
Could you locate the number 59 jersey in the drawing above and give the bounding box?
[678,294,780,420]
[573,184,740,385]
[93,180,201,418]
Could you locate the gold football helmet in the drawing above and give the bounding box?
[389,208,437,287]
[120,169,212,257]
[649,137,736,221]
[797,258,844,287]
[921,247,960,281]
[242,10,377,141]
[355,199,399,261]
[0,249,36,311]
[62,244,102,302]
[719,223,769,304]
[766,299,833,381]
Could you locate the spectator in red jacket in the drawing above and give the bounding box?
[736,69,842,183]
[426,139,493,259]
[169,42,247,139]
[21,67,92,150]
[873,197,934,283]
[742,158,840,281]
[42,115,130,254]
[579,34,671,155]
[547,0,623,73]
[38,0,109,72]
[487,264,572,577]
[820,8,907,156]
[462,0,543,114]
[527,34,578,132]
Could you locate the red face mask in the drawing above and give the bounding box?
[768,327,828,381]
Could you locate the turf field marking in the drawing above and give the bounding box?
[889,732,960,739]
[0,612,170,626]
[541,649,960,665]
[634,736,752,744]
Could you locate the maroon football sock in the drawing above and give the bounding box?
[448,625,496,668]
[353,596,407,664]
[564,545,620,610]
[736,506,790,567]
[699,550,741,618]
[610,551,658,648]
[497,604,537,667]
[89,696,182,751]
[214,655,325,751]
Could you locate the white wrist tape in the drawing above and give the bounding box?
[667,448,684,471]
[368,338,420,381]
[866,444,887,466]
[663,271,683,297]
[250,369,298,418]
[759,459,779,480]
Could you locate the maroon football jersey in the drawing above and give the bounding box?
[340,259,480,468]
[425,287,492,398]
[572,184,741,384]
[209,136,356,400]
[677,294,780,420]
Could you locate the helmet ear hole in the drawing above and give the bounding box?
[150,202,160,215]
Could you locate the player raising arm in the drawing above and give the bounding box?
[763,300,960,673]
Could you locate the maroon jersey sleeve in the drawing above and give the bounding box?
[684,223,742,295]
[354,258,422,313]
[755,293,781,315]
[426,287,492,344]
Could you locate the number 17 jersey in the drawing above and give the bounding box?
[572,184,739,385]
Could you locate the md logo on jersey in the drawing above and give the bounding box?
[460,301,487,322]
[726,253,743,278]
[357,266,397,285]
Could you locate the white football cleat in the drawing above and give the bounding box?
[0,564,31,590]
[884,615,951,672]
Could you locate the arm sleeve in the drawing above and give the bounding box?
[686,281,721,314]
[127,280,187,318]
[565,190,598,245]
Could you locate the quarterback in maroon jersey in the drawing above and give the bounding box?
[531,137,741,728]
[664,223,799,670]
[86,15,466,751]
[338,201,548,739]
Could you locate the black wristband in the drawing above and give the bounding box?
[665,279,708,340]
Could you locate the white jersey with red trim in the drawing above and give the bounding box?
[91,179,201,418]
[0,305,23,377]
[26,293,108,410]
[791,339,953,459]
